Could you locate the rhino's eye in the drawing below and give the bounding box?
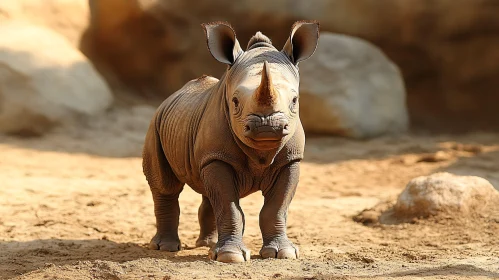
[232,97,239,108]
[292,96,298,105]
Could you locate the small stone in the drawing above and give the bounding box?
[394,172,498,218]
[361,257,375,264]
[416,151,452,163]
[450,143,483,154]
[352,210,379,225]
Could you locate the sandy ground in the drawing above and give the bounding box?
[1,106,498,280]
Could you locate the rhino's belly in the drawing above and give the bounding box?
[162,147,205,195]
[181,173,206,196]
[174,162,262,198]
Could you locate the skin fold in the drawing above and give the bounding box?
[142,20,319,263]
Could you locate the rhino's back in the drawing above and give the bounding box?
[156,75,219,184]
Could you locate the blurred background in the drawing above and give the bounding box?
[2,2,499,278]
[1,0,498,139]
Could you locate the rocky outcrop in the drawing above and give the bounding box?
[81,0,499,132]
[299,33,408,138]
[79,0,200,97]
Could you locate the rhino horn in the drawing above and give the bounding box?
[254,61,278,106]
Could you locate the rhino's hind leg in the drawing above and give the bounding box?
[259,161,300,259]
[195,196,218,247]
[143,122,184,252]
[149,190,183,251]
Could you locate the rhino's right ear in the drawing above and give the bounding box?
[202,22,243,65]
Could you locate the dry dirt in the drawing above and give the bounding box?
[1,106,498,280]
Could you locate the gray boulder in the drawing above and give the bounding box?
[299,32,409,138]
[0,21,113,136]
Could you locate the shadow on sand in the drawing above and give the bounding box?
[281,264,499,279]
[0,239,208,279]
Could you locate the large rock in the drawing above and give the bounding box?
[394,172,498,218]
[298,33,408,138]
[0,21,114,136]
[0,0,89,46]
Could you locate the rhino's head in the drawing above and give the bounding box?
[203,21,319,150]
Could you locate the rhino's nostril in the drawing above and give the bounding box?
[244,125,251,132]
[284,124,289,130]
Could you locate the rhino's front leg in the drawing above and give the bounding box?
[201,161,250,263]
[259,161,300,259]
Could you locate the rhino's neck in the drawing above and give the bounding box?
[219,73,285,169]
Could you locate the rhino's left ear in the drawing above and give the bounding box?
[282,20,320,65]
[202,22,243,65]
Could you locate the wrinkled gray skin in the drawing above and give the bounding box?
[143,21,319,263]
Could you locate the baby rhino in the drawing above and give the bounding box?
[142,21,319,263]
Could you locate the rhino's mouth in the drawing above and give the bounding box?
[245,125,289,139]
[245,137,281,150]
[244,125,288,150]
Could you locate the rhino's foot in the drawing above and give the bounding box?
[208,240,250,263]
[149,233,181,252]
[260,238,299,259]
[195,233,218,248]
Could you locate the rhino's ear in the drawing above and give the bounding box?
[202,22,243,65]
[282,20,320,65]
